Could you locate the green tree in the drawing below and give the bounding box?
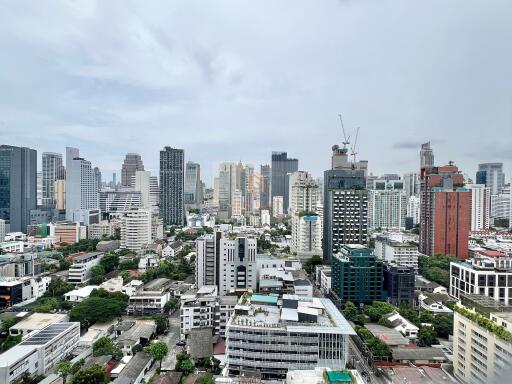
[57,360,72,384]
[432,314,454,338]
[93,337,119,357]
[34,297,59,313]
[419,311,434,324]
[69,297,126,325]
[377,317,394,328]
[151,315,168,335]
[175,353,195,374]
[145,341,169,369]
[1,335,21,351]
[71,364,106,384]
[89,265,106,285]
[364,301,397,322]
[70,359,84,375]
[45,278,74,298]
[100,253,119,273]
[343,301,357,321]
[398,304,420,326]
[197,374,215,384]
[445,300,456,311]
[417,326,438,347]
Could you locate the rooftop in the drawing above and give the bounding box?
[113,352,151,384]
[117,322,157,345]
[65,285,99,298]
[391,347,447,361]
[11,313,67,331]
[143,278,172,291]
[364,324,409,346]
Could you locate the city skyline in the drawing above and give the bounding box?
[1,1,511,183]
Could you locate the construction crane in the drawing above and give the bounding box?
[338,114,350,150]
[350,126,360,164]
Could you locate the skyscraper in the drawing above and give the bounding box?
[403,172,420,198]
[184,161,202,209]
[420,142,434,168]
[476,162,505,195]
[466,184,490,231]
[121,153,144,187]
[323,143,368,261]
[65,147,99,223]
[271,151,298,212]
[367,179,407,231]
[42,152,65,208]
[289,171,322,257]
[260,164,271,209]
[0,145,37,232]
[159,147,184,226]
[218,162,236,216]
[419,162,471,259]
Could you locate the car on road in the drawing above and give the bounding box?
[176,340,186,346]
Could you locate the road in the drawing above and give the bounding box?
[348,336,388,384]
[160,309,184,371]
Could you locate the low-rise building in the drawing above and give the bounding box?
[113,352,152,384]
[0,276,50,309]
[382,311,419,339]
[67,252,103,285]
[225,293,355,380]
[0,322,80,383]
[9,313,68,337]
[383,263,415,306]
[0,241,25,253]
[374,235,419,273]
[116,321,157,356]
[127,278,172,315]
[64,285,99,302]
[49,221,86,244]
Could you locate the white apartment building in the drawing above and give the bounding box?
[450,261,512,304]
[466,184,490,231]
[219,236,257,295]
[127,278,172,315]
[134,170,152,209]
[0,322,80,383]
[272,196,284,218]
[289,171,322,257]
[261,209,271,227]
[67,252,103,285]
[226,294,354,380]
[374,236,419,273]
[196,233,220,289]
[231,189,243,218]
[88,220,117,240]
[180,285,238,340]
[453,295,512,384]
[368,184,407,231]
[407,195,420,225]
[491,192,512,229]
[65,147,99,223]
[120,208,152,252]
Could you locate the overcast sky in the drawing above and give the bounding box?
[1,0,511,185]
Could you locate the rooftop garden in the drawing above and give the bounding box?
[454,305,512,342]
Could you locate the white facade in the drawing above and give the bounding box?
[368,188,407,231]
[491,193,512,229]
[196,234,218,288]
[88,220,117,240]
[134,170,151,209]
[407,195,420,225]
[231,189,243,218]
[0,322,80,384]
[67,252,103,285]
[272,196,284,218]
[374,237,419,273]
[453,301,512,384]
[219,236,257,295]
[0,219,5,242]
[120,209,152,252]
[467,184,490,231]
[64,285,99,302]
[261,210,271,227]
[65,147,99,222]
[0,241,24,253]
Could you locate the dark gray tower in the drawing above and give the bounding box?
[271,152,298,212]
[159,147,184,226]
[121,153,144,187]
[0,145,37,232]
[42,152,65,208]
[260,164,271,209]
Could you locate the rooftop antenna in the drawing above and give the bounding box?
[338,114,350,150]
[350,126,360,164]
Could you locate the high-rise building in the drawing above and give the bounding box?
[476,162,505,195]
[323,143,368,261]
[367,179,407,231]
[149,176,159,215]
[134,170,151,210]
[271,151,298,211]
[466,184,490,231]
[218,236,257,295]
[272,196,284,218]
[0,145,37,233]
[41,152,64,208]
[407,195,420,225]
[120,208,152,252]
[453,295,511,384]
[331,245,385,305]
[218,162,237,215]
[490,192,512,229]
[382,263,415,306]
[65,147,99,223]
[231,189,243,218]
[196,232,222,288]
[36,171,43,207]
[420,162,471,260]
[184,161,202,209]
[403,172,420,198]
[260,164,271,209]
[54,180,66,210]
[289,171,322,256]
[0,219,5,242]
[420,142,434,168]
[93,167,101,190]
[121,153,144,187]
[159,147,184,226]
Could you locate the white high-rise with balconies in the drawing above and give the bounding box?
[219,236,257,295]
[120,208,152,252]
[289,171,322,257]
[466,184,490,231]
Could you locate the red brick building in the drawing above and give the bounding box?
[420,164,471,260]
